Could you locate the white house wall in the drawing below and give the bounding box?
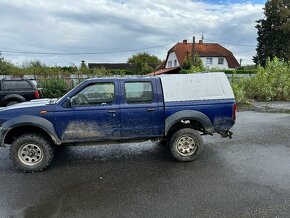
[166,52,179,68]
[200,57,232,69]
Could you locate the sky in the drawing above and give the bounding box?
[0,0,267,67]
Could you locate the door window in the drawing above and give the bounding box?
[125,82,153,104]
[71,82,114,107]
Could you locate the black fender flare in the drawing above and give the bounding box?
[165,110,214,136]
[1,115,61,145]
[2,94,26,105]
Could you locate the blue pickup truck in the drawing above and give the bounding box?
[0,73,236,172]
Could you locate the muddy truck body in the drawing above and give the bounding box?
[0,73,236,172]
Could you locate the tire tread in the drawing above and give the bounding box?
[9,133,54,173]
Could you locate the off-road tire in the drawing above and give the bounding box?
[169,128,204,162]
[10,133,55,173]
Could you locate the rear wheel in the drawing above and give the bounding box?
[10,133,55,173]
[169,128,204,162]
[6,101,20,106]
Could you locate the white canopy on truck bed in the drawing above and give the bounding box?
[159,73,234,102]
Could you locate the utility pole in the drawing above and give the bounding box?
[192,36,195,65]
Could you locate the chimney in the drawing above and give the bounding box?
[183,39,187,44]
[192,36,195,64]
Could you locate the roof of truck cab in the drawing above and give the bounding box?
[84,76,158,81]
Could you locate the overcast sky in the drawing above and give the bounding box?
[0,0,266,66]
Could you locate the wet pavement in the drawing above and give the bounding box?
[0,111,290,218]
[249,101,290,113]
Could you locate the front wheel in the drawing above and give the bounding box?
[169,128,204,162]
[10,133,55,172]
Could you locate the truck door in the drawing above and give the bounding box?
[119,79,163,139]
[54,81,120,142]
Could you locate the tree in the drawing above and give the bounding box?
[79,60,90,75]
[0,54,20,76]
[181,52,205,73]
[193,53,204,69]
[127,52,162,74]
[253,0,290,66]
[181,52,193,69]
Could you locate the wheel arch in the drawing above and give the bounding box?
[2,115,61,145]
[165,110,214,137]
[2,94,26,105]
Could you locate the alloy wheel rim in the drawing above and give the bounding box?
[176,135,197,156]
[18,143,43,166]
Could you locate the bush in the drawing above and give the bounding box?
[232,57,290,102]
[41,78,70,98]
[245,57,290,100]
[225,70,257,75]
[231,74,249,104]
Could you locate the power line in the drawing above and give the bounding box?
[204,38,256,47]
[1,43,174,56]
[0,38,257,57]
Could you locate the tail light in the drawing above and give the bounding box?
[233,103,237,121]
[35,90,40,99]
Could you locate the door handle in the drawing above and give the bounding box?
[146,108,156,112]
[107,110,116,113]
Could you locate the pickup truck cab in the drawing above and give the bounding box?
[0,73,236,172]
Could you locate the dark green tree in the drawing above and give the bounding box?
[0,54,20,76]
[127,52,162,74]
[181,52,193,69]
[253,0,290,66]
[181,52,204,71]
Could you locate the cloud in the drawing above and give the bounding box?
[0,0,265,66]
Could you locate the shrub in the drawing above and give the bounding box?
[231,74,249,104]
[245,57,290,100]
[41,78,70,98]
[232,57,290,102]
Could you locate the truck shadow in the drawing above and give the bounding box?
[52,141,173,167]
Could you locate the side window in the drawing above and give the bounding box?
[2,81,32,90]
[125,82,153,104]
[71,82,115,107]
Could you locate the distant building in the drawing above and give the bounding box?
[165,39,240,70]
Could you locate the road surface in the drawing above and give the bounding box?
[0,111,289,217]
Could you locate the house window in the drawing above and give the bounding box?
[206,58,213,65]
[218,58,224,65]
[168,61,172,67]
[174,60,177,66]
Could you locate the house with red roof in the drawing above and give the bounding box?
[164,38,240,70]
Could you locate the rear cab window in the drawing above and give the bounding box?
[125,82,153,104]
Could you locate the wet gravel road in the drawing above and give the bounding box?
[0,111,290,218]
